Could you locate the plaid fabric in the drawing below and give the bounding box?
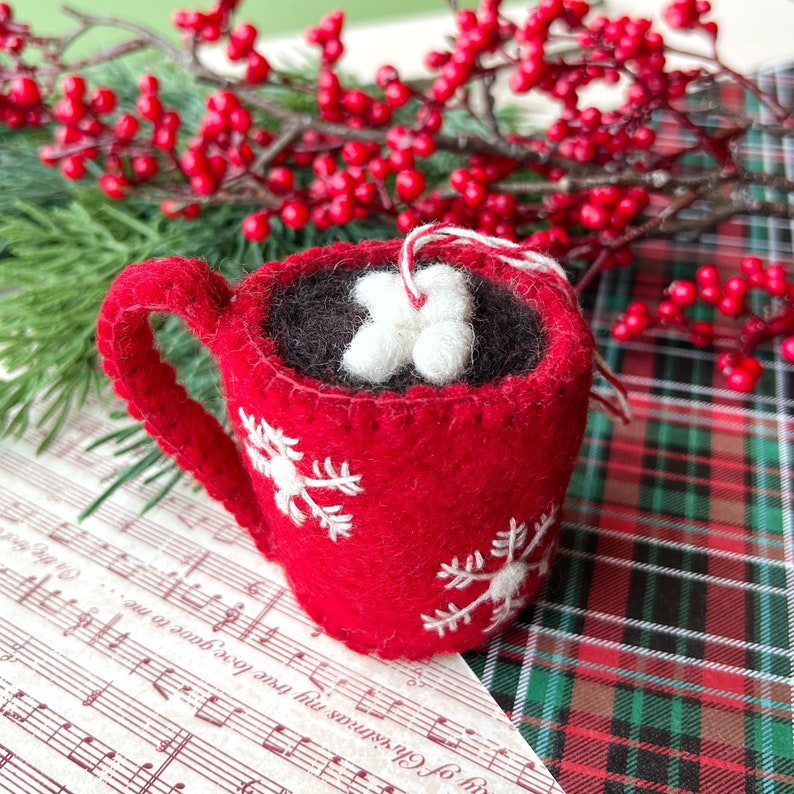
[465,66,794,792]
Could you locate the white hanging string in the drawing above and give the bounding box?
[396,223,631,423]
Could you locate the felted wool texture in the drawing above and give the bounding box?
[265,265,546,392]
[98,237,594,659]
[96,257,268,551]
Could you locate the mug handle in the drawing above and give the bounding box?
[96,256,267,549]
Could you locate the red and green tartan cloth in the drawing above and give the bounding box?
[465,65,794,793]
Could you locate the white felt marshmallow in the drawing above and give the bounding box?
[342,263,474,386]
[413,319,475,385]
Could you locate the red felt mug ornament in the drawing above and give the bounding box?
[97,223,628,659]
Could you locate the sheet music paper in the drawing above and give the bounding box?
[0,398,564,794]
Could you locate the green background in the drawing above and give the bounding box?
[21,1,446,38]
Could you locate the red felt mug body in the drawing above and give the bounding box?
[97,237,594,659]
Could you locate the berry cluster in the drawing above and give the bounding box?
[0,4,45,128]
[612,257,794,392]
[1,0,791,392]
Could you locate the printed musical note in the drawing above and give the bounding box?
[0,638,28,663]
[17,574,50,603]
[2,690,47,724]
[48,522,80,545]
[297,660,348,697]
[106,550,142,579]
[178,582,222,610]
[39,588,78,615]
[88,613,122,647]
[261,723,312,758]
[82,684,109,707]
[192,694,244,728]
[426,716,473,749]
[516,759,559,793]
[66,734,117,774]
[152,667,176,699]
[63,608,97,637]
[212,602,244,632]
[108,630,129,650]
[238,591,284,642]
[180,549,208,578]
[354,688,403,720]
[126,761,155,789]
[256,625,279,645]
[129,656,154,676]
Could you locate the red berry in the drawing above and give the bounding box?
[132,155,159,180]
[153,125,177,151]
[624,312,650,333]
[725,358,762,393]
[368,157,392,180]
[342,141,369,166]
[411,133,436,158]
[98,173,129,200]
[139,74,159,95]
[689,321,714,347]
[696,264,720,285]
[395,169,426,202]
[53,98,86,125]
[396,208,420,233]
[229,107,252,133]
[114,113,140,142]
[323,39,344,64]
[375,64,399,89]
[160,199,182,218]
[267,166,295,193]
[281,200,310,229]
[462,180,488,209]
[385,81,411,108]
[182,203,201,220]
[389,149,415,171]
[765,265,789,296]
[230,23,257,52]
[62,74,86,100]
[667,280,698,306]
[740,255,763,276]
[242,212,271,242]
[60,155,86,181]
[723,276,748,297]
[312,153,337,177]
[631,127,655,149]
[780,336,794,363]
[189,173,216,195]
[246,52,271,84]
[328,196,355,224]
[657,300,684,322]
[180,149,209,177]
[718,294,744,318]
[136,94,163,123]
[90,87,117,115]
[579,203,610,230]
[699,284,721,305]
[9,76,40,107]
[717,351,740,372]
[589,186,623,206]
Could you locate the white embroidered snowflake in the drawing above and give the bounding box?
[421,507,558,636]
[239,409,363,541]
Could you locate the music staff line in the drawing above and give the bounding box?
[0,740,76,794]
[0,677,208,794]
[0,594,405,794]
[2,501,525,786]
[0,453,500,720]
[0,562,551,794]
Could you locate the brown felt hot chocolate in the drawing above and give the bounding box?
[265,265,547,392]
